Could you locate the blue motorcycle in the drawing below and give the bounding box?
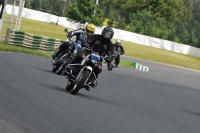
[52,29,82,75]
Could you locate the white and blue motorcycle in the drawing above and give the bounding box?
[65,47,102,95]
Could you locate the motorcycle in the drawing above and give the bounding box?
[107,51,120,71]
[51,28,82,75]
[65,47,102,95]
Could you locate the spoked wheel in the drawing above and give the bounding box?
[66,82,74,91]
[71,70,91,95]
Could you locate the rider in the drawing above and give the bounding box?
[66,26,115,90]
[52,23,96,59]
[113,39,125,67]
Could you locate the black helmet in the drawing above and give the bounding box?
[101,27,114,41]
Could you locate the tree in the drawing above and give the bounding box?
[189,0,200,47]
[65,0,104,26]
[24,0,200,48]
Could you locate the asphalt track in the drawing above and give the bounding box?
[0,52,200,133]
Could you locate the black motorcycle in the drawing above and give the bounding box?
[52,29,82,75]
[107,51,120,71]
[65,47,102,95]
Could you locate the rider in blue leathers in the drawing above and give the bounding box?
[52,23,96,59]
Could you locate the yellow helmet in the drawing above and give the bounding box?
[86,23,96,33]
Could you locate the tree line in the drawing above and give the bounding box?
[11,0,200,48]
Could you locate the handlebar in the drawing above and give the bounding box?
[106,53,119,58]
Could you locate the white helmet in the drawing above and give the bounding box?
[116,39,121,46]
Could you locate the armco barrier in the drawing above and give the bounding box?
[8,30,65,51]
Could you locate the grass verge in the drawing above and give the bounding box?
[0,42,53,58]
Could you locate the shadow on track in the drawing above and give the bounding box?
[39,82,67,93]
[39,82,123,106]
[76,93,124,107]
[193,112,200,116]
[34,67,53,73]
[188,111,200,117]
[37,71,125,107]
[35,67,67,76]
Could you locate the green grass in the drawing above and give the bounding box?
[1,14,200,71]
[0,42,53,58]
[121,40,200,70]
[119,60,135,69]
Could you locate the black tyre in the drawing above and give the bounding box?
[52,66,59,72]
[66,82,74,91]
[71,70,91,95]
[107,64,112,71]
[56,57,73,75]
[107,64,110,71]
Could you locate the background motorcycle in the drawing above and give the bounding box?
[65,47,102,95]
[107,51,120,71]
[52,29,81,75]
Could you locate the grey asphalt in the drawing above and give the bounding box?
[0,52,200,133]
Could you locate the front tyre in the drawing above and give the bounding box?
[107,63,112,71]
[66,82,74,91]
[56,57,73,75]
[71,70,91,95]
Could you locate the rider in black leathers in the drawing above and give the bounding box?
[66,27,115,90]
[52,23,96,59]
[113,39,125,67]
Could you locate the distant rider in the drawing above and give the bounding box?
[113,39,124,67]
[52,23,96,59]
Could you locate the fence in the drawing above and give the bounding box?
[7,30,65,51]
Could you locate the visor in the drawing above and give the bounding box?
[103,32,112,39]
[116,42,121,44]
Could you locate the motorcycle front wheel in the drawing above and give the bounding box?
[71,69,91,95]
[56,57,73,75]
[107,63,113,71]
[66,82,74,91]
